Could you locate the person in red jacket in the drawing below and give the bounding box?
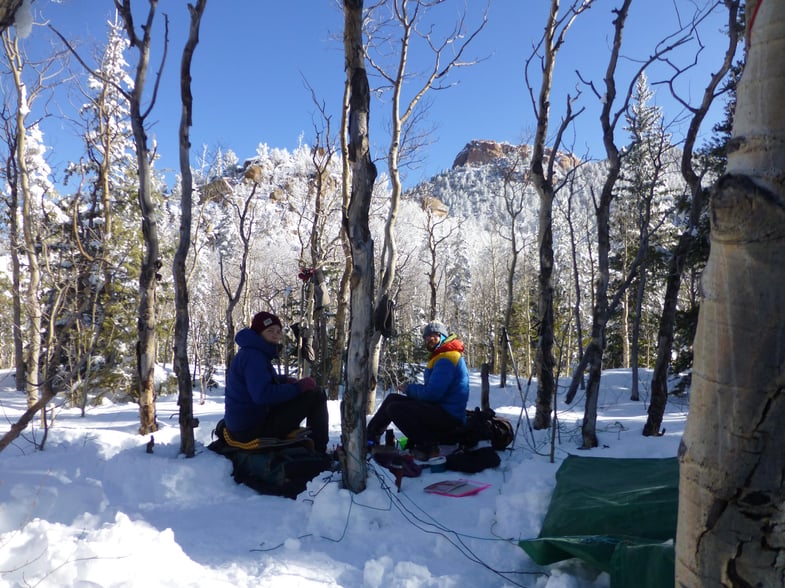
[223,311,328,454]
[367,321,469,458]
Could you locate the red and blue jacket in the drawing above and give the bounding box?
[405,335,470,423]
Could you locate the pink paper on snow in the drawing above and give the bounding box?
[424,479,491,497]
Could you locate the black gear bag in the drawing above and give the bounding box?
[208,419,332,499]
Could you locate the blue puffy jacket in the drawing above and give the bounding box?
[224,328,300,434]
[405,335,469,423]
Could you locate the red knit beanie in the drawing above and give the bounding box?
[251,311,282,334]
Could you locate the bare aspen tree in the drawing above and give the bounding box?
[218,184,256,368]
[363,0,487,413]
[0,66,25,392]
[676,1,785,584]
[565,0,693,447]
[644,0,742,436]
[0,27,78,451]
[173,0,207,458]
[557,167,593,395]
[566,0,633,448]
[526,0,592,429]
[461,232,505,368]
[300,87,341,387]
[330,79,353,402]
[309,176,339,388]
[3,29,42,409]
[115,0,165,436]
[341,0,377,493]
[496,157,531,389]
[420,201,458,321]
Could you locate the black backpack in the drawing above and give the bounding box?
[208,420,332,499]
[459,407,515,451]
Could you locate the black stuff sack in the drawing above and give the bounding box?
[228,445,332,499]
[445,446,501,473]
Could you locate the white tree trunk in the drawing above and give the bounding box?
[4,31,41,409]
[676,1,785,584]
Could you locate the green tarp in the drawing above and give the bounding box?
[519,455,678,588]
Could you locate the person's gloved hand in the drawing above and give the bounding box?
[298,377,317,393]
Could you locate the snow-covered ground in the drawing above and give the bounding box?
[0,367,687,587]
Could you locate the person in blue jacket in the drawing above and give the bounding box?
[367,321,469,458]
[223,311,329,454]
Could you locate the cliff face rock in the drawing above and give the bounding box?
[452,139,578,172]
[452,140,527,168]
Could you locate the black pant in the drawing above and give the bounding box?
[235,389,329,454]
[367,393,461,447]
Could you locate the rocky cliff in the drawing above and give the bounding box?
[452,139,578,171]
[452,140,528,168]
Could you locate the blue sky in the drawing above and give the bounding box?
[20,0,735,191]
